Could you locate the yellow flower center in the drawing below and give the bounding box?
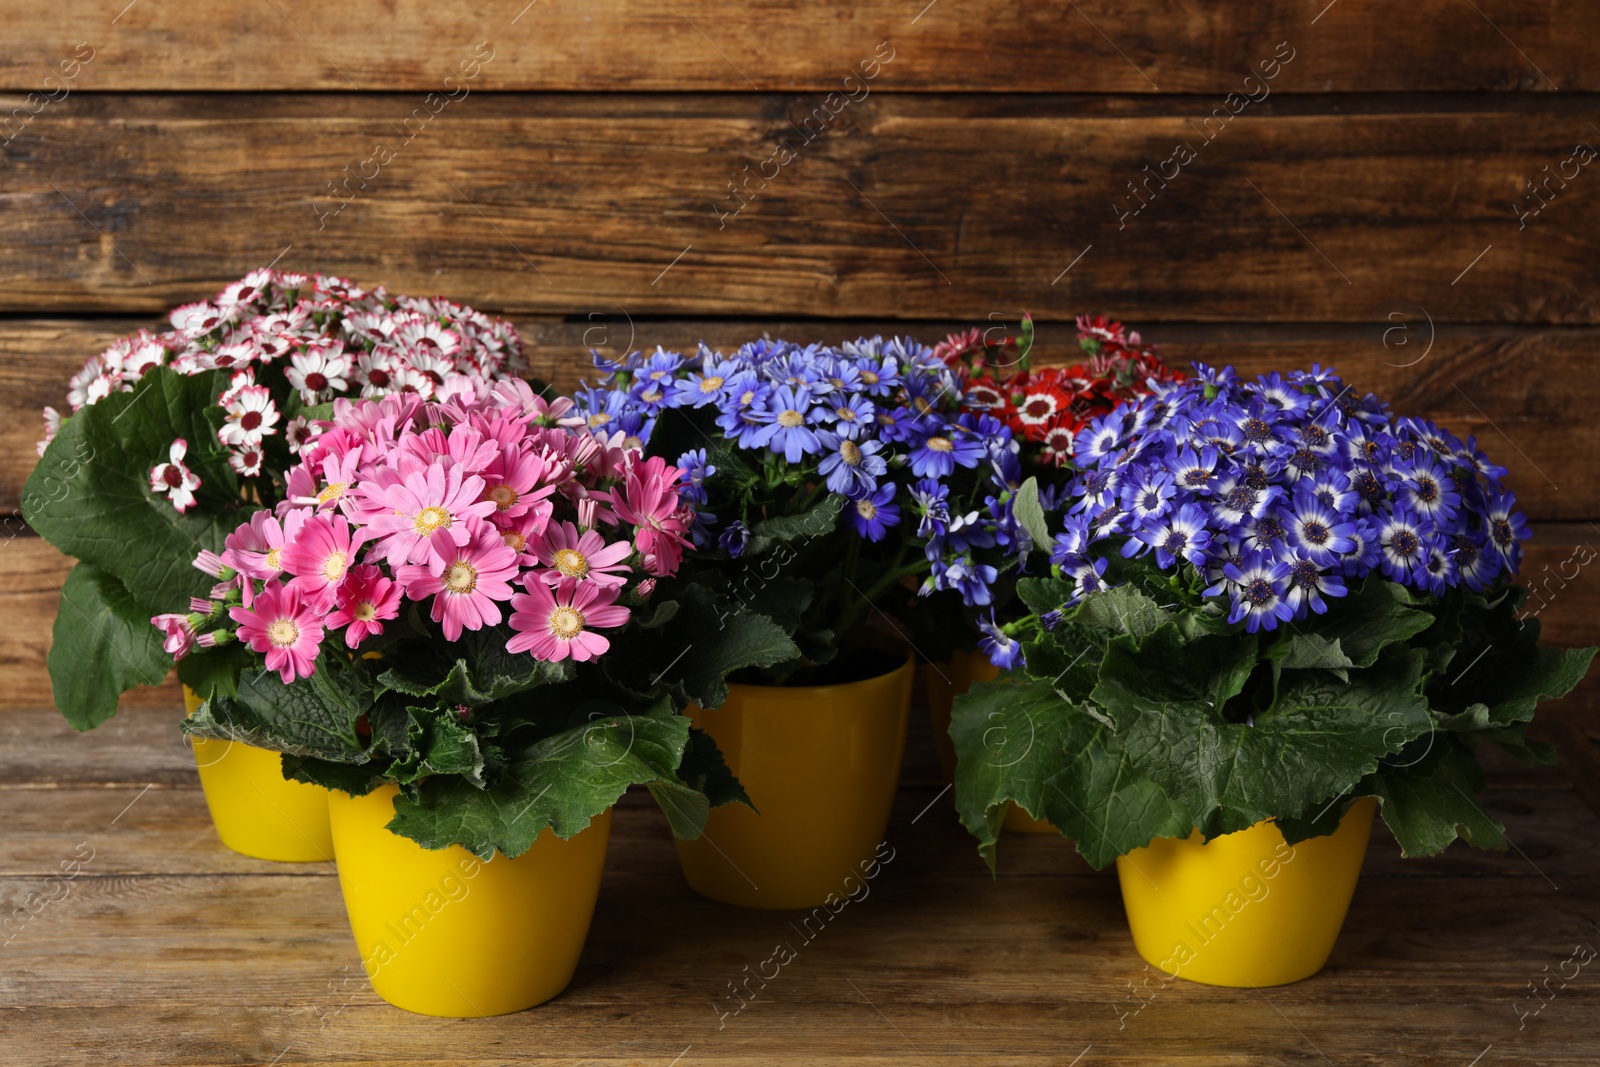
[553,548,590,578]
[860,370,879,385]
[549,606,585,639]
[739,389,756,405]
[414,506,451,536]
[836,406,858,422]
[266,618,300,648]
[353,601,378,622]
[925,436,953,453]
[317,481,347,504]
[588,413,611,427]
[840,440,862,466]
[265,547,283,571]
[321,551,348,582]
[699,375,724,393]
[445,561,478,594]
[855,498,877,520]
[502,530,527,552]
[488,484,518,510]
[777,409,804,428]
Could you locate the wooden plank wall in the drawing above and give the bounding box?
[1,2,1597,707]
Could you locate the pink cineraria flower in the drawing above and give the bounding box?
[397,523,519,641]
[151,613,196,660]
[326,564,402,648]
[365,463,496,571]
[608,455,687,562]
[222,508,310,604]
[479,444,557,520]
[506,578,629,662]
[282,513,368,609]
[229,582,324,683]
[150,438,202,513]
[528,521,633,588]
[218,384,279,447]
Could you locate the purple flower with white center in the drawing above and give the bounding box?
[1284,489,1357,565]
[1051,514,1094,566]
[1216,551,1295,633]
[849,483,900,542]
[1132,503,1213,569]
[1070,466,1123,514]
[1484,489,1529,565]
[1282,549,1347,615]
[719,520,750,558]
[1397,456,1460,523]
[1256,372,1312,416]
[926,555,998,606]
[1121,469,1176,523]
[977,612,1025,670]
[1211,473,1281,529]
[1068,556,1111,601]
[1450,532,1499,591]
[911,478,950,539]
[1307,467,1357,515]
[1417,543,1457,596]
[1340,520,1383,578]
[1168,444,1221,495]
[1073,413,1123,468]
[1377,508,1430,583]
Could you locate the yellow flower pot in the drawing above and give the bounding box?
[328,784,612,1017]
[675,648,913,909]
[1116,797,1377,987]
[184,687,335,863]
[926,652,1057,835]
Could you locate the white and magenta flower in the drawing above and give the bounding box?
[218,385,279,447]
[149,439,202,513]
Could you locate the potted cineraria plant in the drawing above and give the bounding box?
[572,335,1017,908]
[921,315,1184,835]
[161,383,785,1016]
[22,272,517,861]
[950,364,1596,987]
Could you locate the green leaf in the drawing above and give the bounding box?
[384,705,490,788]
[676,726,752,810]
[1267,632,1355,675]
[1359,738,1507,856]
[1095,627,1432,837]
[950,673,1187,870]
[1064,583,1172,643]
[750,493,843,544]
[646,585,802,709]
[23,368,242,612]
[185,659,371,761]
[1012,477,1053,553]
[1303,575,1435,668]
[46,563,171,730]
[175,640,255,703]
[282,754,389,796]
[386,713,692,858]
[376,625,574,707]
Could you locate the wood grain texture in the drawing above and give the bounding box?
[0,1,1594,92]
[1,96,1597,321]
[1,702,1597,1067]
[5,319,1597,518]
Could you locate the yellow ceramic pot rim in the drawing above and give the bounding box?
[726,645,912,700]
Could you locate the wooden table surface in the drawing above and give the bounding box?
[3,690,1598,1067]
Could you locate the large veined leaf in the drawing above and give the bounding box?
[950,673,1187,870]
[185,660,372,761]
[1094,626,1432,838]
[386,712,693,858]
[1358,738,1507,855]
[376,623,574,706]
[1296,575,1435,668]
[47,563,172,730]
[23,368,242,613]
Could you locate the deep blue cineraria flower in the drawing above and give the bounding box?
[572,334,1021,617]
[978,611,1024,670]
[1048,362,1528,630]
